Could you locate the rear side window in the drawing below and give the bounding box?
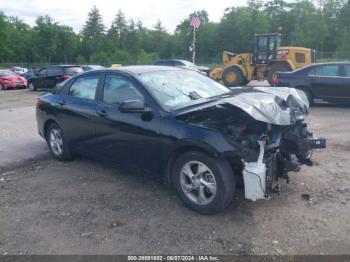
[38,68,47,77]
[47,67,63,76]
[344,65,350,77]
[312,65,340,76]
[103,74,143,104]
[64,67,83,76]
[69,75,99,100]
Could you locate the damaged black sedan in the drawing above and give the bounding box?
[36,66,326,214]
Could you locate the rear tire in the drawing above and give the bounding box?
[222,66,245,87]
[29,82,36,91]
[172,151,235,214]
[46,122,73,161]
[267,63,290,86]
[299,88,313,105]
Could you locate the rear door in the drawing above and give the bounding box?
[92,73,161,174]
[55,74,102,150]
[46,66,64,88]
[309,64,342,99]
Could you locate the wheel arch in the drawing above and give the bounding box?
[163,142,220,186]
[295,85,314,101]
[163,140,240,187]
[43,119,59,139]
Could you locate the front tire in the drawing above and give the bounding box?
[222,66,245,87]
[299,88,313,105]
[29,82,36,91]
[172,151,235,214]
[46,122,72,161]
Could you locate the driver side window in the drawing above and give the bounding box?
[103,74,143,104]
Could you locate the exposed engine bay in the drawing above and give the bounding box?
[177,87,326,200]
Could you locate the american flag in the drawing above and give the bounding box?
[190,15,201,29]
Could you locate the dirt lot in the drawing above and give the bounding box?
[0,89,349,255]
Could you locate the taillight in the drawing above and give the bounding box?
[62,75,70,80]
[273,75,280,86]
[36,98,43,108]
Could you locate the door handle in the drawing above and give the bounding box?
[96,109,108,117]
[58,100,66,106]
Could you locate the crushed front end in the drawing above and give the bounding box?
[222,87,326,200]
[178,86,326,201]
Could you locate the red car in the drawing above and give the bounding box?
[0,70,28,90]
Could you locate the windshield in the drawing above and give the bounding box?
[138,70,230,110]
[0,71,15,77]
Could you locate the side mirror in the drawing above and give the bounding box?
[119,100,151,113]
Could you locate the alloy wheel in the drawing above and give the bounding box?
[29,82,35,91]
[179,161,217,205]
[49,128,63,156]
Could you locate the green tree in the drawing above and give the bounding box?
[0,12,12,62]
[81,6,105,59]
[108,9,127,49]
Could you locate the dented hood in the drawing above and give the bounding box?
[177,87,309,126]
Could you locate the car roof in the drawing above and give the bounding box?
[155,59,188,62]
[47,64,81,68]
[105,65,183,75]
[312,62,350,66]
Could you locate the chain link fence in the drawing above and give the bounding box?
[1,51,350,70]
[316,51,350,62]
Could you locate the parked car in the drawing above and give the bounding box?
[154,59,211,75]
[274,62,350,104]
[81,65,105,71]
[28,65,83,91]
[0,70,27,90]
[36,66,325,214]
[10,66,28,76]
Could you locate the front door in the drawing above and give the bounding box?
[34,68,47,89]
[92,73,161,175]
[339,64,350,101]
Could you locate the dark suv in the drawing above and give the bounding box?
[28,65,83,91]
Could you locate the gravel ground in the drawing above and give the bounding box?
[0,89,349,255]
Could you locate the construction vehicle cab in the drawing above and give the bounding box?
[254,33,281,64]
[209,33,314,87]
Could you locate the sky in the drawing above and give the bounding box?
[0,0,247,33]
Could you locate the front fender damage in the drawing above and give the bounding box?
[177,87,326,201]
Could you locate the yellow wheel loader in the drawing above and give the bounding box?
[210,33,315,87]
